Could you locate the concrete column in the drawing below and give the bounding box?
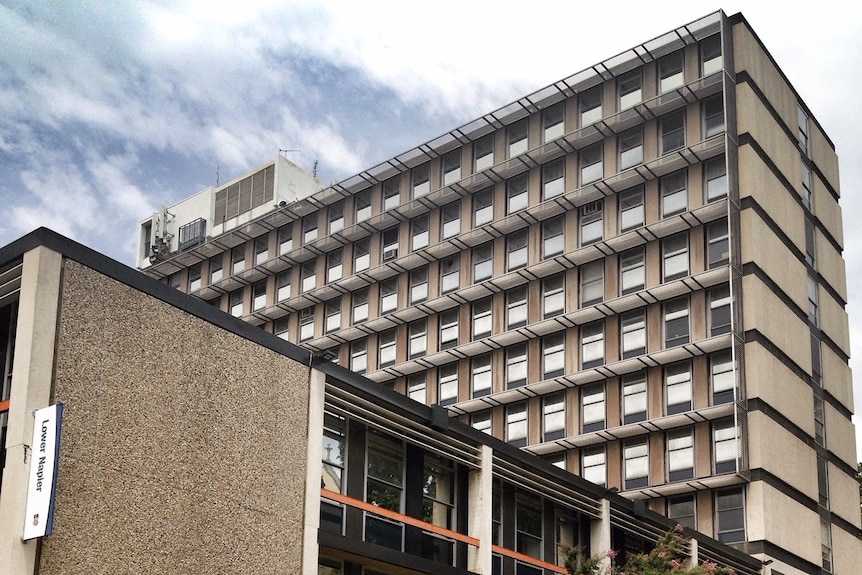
[590,499,612,570]
[301,367,326,574]
[0,247,63,575]
[468,444,493,573]
[689,537,699,568]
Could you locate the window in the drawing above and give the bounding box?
[660,109,686,154]
[666,362,692,414]
[705,155,727,202]
[327,248,343,283]
[322,410,346,504]
[506,344,528,389]
[166,272,181,290]
[624,439,649,489]
[580,143,603,184]
[580,85,602,126]
[274,317,290,341]
[701,34,722,76]
[381,227,399,261]
[328,201,344,234]
[188,263,202,292]
[231,245,246,274]
[667,428,694,481]
[668,495,696,529]
[808,274,819,325]
[662,233,689,281]
[273,226,293,259]
[661,170,688,218]
[620,247,645,295]
[507,230,528,271]
[543,333,565,379]
[539,216,565,259]
[543,101,565,142]
[814,396,826,448]
[474,134,494,171]
[440,255,460,294]
[545,453,566,470]
[423,454,455,544]
[711,351,735,405]
[351,339,367,373]
[703,94,725,137]
[580,260,604,306]
[507,173,529,214]
[303,215,318,244]
[709,284,732,336]
[473,187,494,226]
[715,488,745,543]
[507,286,528,329]
[472,354,492,397]
[801,162,813,211]
[383,177,400,211]
[543,274,565,318]
[664,296,689,348]
[355,188,371,223]
[472,411,491,434]
[301,260,317,293]
[622,372,648,424]
[582,447,606,487]
[621,309,646,358]
[229,289,243,317]
[441,201,461,239]
[325,298,341,333]
[506,403,528,447]
[352,287,369,323]
[442,149,461,186]
[811,333,823,387]
[658,50,684,93]
[618,186,644,232]
[209,255,224,283]
[805,217,816,266]
[516,493,543,561]
[543,392,566,441]
[508,118,529,157]
[817,454,829,506]
[713,419,738,473]
[473,242,493,282]
[380,277,398,314]
[412,163,430,198]
[473,298,493,338]
[821,519,833,573]
[581,321,604,369]
[438,363,458,406]
[255,235,269,265]
[410,266,428,303]
[798,105,809,154]
[542,158,565,199]
[379,329,396,368]
[439,308,459,350]
[580,200,603,245]
[581,384,605,432]
[618,69,642,110]
[411,215,429,251]
[619,128,643,170]
[406,319,426,359]
[407,373,426,403]
[354,238,370,272]
[365,432,404,548]
[250,280,267,311]
[706,218,729,268]
[300,308,315,342]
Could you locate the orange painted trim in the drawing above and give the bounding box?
[0,398,9,413]
[320,488,480,547]
[491,544,568,574]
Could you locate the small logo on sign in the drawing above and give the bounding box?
[32,514,39,526]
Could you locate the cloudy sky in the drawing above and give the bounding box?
[2,1,861,452]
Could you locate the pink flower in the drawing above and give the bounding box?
[607,549,618,560]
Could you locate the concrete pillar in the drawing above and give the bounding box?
[468,444,493,573]
[301,367,326,574]
[590,499,612,571]
[0,247,63,575]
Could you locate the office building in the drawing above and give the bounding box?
[136,11,862,574]
[0,228,763,575]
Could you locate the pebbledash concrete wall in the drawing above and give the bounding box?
[38,260,312,574]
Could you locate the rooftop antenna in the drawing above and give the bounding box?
[216,162,220,187]
[312,159,319,178]
[279,149,300,160]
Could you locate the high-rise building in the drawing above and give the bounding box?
[137,11,862,574]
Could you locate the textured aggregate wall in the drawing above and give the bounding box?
[38,261,311,574]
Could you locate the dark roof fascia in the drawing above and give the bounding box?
[0,227,313,366]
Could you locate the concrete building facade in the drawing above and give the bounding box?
[136,11,861,575]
